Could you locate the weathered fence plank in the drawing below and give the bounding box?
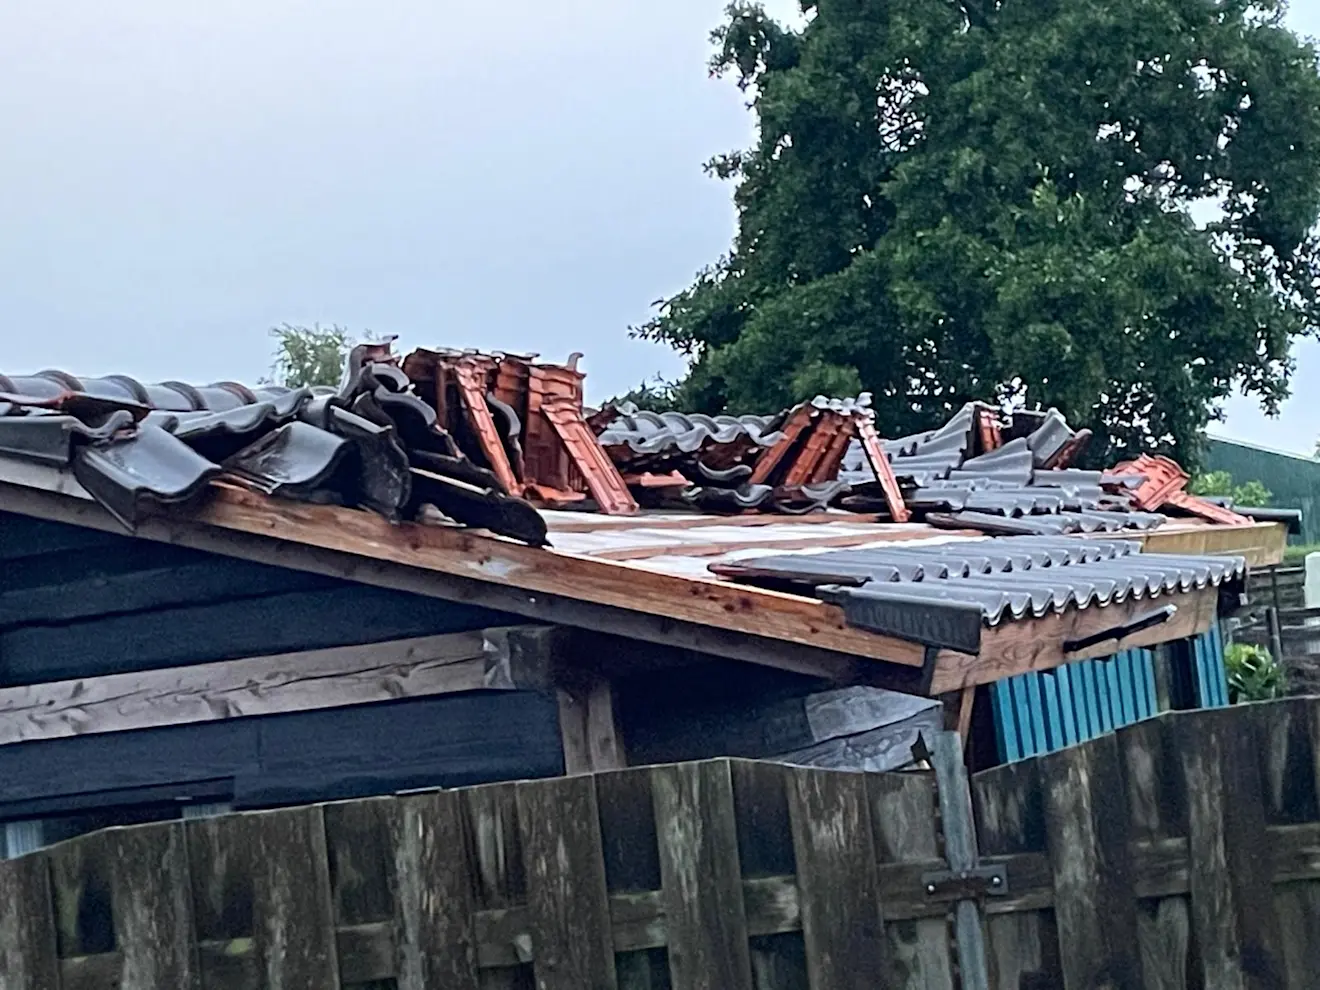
[49,822,197,989]
[0,852,60,990]
[188,807,340,989]
[1177,708,1286,990]
[1040,736,1141,989]
[399,790,483,990]
[652,761,754,990]
[464,781,534,990]
[517,774,617,990]
[787,766,887,990]
[730,761,807,990]
[972,758,1062,989]
[867,772,955,990]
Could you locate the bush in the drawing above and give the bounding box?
[1224,643,1287,704]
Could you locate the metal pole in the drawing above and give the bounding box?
[931,730,991,990]
[1268,605,1285,667]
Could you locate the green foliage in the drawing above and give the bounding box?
[266,323,356,389]
[1283,542,1320,565]
[1188,471,1273,506]
[1224,642,1287,703]
[638,0,1320,463]
[601,376,687,413]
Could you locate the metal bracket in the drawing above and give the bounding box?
[921,864,1009,903]
[1063,604,1177,654]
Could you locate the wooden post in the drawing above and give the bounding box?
[1268,606,1285,666]
[557,678,626,775]
[931,731,991,990]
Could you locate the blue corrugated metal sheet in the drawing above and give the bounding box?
[993,624,1231,760]
[994,647,1161,760]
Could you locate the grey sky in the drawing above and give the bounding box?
[1,1,1317,454]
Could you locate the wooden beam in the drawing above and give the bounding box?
[0,628,554,746]
[556,675,626,774]
[190,486,931,668]
[930,585,1219,695]
[545,512,887,534]
[1123,521,1286,569]
[585,527,982,562]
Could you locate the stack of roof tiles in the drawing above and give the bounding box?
[0,343,550,545]
[596,394,909,518]
[837,404,1224,536]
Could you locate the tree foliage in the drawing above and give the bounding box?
[639,0,1320,462]
[1189,469,1272,506]
[265,323,356,389]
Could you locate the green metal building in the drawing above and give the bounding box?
[1205,436,1320,544]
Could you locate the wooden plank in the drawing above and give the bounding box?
[187,807,340,988]
[397,790,482,989]
[971,758,1061,988]
[867,772,955,990]
[1176,707,1286,989]
[1039,736,1141,989]
[516,775,617,990]
[595,767,667,989]
[557,677,626,776]
[933,584,1220,694]
[785,766,886,989]
[545,511,886,533]
[463,781,535,989]
[0,852,60,990]
[197,486,930,669]
[587,530,940,561]
[651,761,754,990]
[931,732,990,990]
[0,629,532,745]
[323,797,400,984]
[728,762,807,990]
[48,821,197,988]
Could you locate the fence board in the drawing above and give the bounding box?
[729,761,807,990]
[868,772,955,990]
[188,807,340,989]
[652,761,753,990]
[1177,709,1286,989]
[972,759,1061,988]
[517,774,617,990]
[0,852,59,990]
[400,790,482,990]
[786,767,886,990]
[1040,737,1141,989]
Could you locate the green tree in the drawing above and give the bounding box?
[265,323,356,389]
[638,0,1320,464]
[1189,470,1272,506]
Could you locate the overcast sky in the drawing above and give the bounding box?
[1,1,1317,453]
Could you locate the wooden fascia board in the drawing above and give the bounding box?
[929,584,1220,695]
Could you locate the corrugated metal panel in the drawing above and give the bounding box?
[993,647,1160,761]
[712,536,1245,651]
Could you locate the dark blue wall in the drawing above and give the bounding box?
[0,511,563,824]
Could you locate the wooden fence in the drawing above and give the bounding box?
[1,700,1319,989]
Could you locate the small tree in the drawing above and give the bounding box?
[266,323,356,389]
[1189,470,1272,507]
